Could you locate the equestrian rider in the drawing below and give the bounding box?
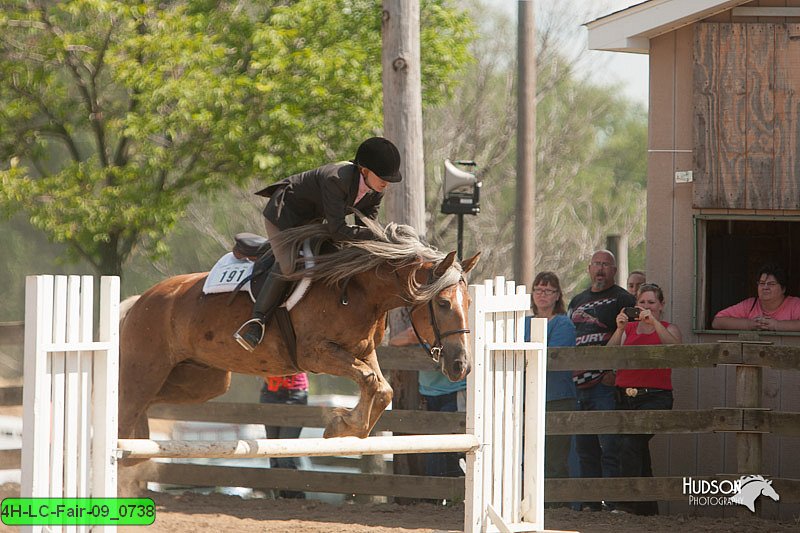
[234,137,403,352]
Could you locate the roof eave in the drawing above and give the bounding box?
[585,0,751,53]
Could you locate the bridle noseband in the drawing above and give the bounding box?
[408,278,470,364]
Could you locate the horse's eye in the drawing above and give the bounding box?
[437,299,449,309]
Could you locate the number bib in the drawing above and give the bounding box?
[202,252,255,301]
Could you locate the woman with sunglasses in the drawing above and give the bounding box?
[711,263,800,332]
[524,271,576,505]
[606,283,682,515]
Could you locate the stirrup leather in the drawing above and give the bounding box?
[233,318,265,352]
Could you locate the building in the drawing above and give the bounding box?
[588,0,800,518]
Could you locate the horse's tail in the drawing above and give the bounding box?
[119,294,141,326]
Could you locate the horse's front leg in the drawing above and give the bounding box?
[304,346,392,438]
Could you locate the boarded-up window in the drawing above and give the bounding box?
[694,23,800,209]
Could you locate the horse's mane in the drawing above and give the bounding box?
[739,475,768,485]
[270,216,463,303]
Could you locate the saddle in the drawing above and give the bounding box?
[227,232,328,371]
[232,232,270,260]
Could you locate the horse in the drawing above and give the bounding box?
[118,219,480,446]
[729,475,780,512]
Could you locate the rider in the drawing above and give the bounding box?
[234,137,403,352]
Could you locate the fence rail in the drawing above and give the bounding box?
[2,338,799,509]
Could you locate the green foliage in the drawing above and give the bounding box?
[0,0,473,277]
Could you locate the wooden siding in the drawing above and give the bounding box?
[648,7,800,518]
[693,22,800,210]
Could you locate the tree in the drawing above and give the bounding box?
[0,0,472,276]
[423,1,648,294]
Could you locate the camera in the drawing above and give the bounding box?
[623,307,641,320]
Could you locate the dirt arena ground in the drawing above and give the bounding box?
[1,483,797,532]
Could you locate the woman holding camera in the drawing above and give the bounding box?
[606,283,682,515]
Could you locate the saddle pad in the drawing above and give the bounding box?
[202,240,315,308]
[203,252,255,301]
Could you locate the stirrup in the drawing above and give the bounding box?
[233,318,265,352]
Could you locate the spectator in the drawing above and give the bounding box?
[568,250,636,511]
[711,263,800,332]
[417,371,466,478]
[626,271,646,296]
[261,373,309,499]
[607,283,682,515]
[524,271,576,507]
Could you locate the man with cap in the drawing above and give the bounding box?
[234,136,402,352]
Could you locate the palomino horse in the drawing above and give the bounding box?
[119,219,480,444]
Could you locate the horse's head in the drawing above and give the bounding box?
[762,480,780,502]
[409,251,480,382]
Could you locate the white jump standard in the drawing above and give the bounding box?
[22,275,547,533]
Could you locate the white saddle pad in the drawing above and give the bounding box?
[202,240,314,310]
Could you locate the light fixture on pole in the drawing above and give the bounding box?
[440,159,480,259]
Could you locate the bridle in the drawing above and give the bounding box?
[408,278,470,364]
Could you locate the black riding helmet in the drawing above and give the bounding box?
[353,137,402,183]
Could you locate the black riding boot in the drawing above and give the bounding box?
[234,267,290,352]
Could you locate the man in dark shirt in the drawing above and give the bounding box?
[568,250,636,511]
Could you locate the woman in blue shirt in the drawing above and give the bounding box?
[525,271,577,488]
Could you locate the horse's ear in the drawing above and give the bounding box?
[460,252,481,275]
[433,251,457,278]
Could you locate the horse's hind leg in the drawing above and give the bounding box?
[118,357,175,440]
[153,362,231,404]
[306,348,392,438]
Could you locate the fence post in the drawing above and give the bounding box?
[464,282,486,533]
[735,355,762,475]
[20,275,120,533]
[92,276,120,499]
[21,276,54,501]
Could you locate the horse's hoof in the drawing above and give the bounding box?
[323,412,345,438]
[323,411,365,438]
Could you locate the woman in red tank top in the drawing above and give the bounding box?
[606,283,682,515]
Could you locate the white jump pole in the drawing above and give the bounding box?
[118,434,479,459]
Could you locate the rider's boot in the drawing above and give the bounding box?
[234,266,290,352]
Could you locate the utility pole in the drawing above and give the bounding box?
[606,234,629,286]
[382,0,425,340]
[382,0,425,239]
[515,0,536,289]
[381,0,426,485]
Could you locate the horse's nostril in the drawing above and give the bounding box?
[452,360,465,376]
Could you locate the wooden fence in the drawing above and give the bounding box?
[0,332,798,511]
